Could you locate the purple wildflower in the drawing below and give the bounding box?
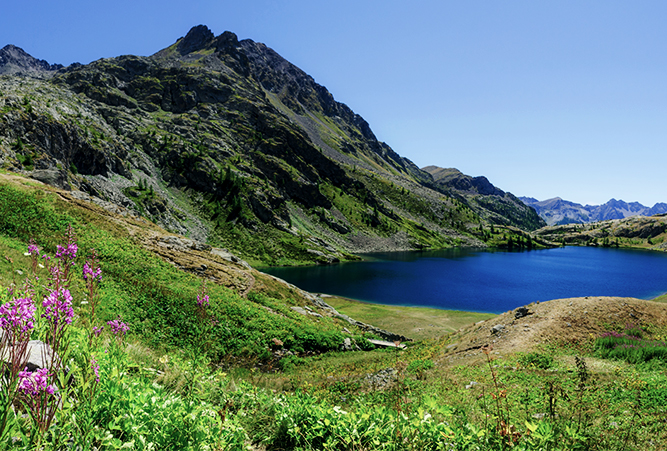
[92,326,104,337]
[82,261,102,282]
[107,319,129,336]
[0,296,36,336]
[55,243,78,262]
[42,287,74,326]
[196,280,209,308]
[91,357,100,383]
[26,240,42,274]
[28,241,39,257]
[18,368,56,397]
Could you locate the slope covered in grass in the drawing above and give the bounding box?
[0,173,370,363]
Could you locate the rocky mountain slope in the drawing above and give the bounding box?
[521,196,667,226]
[424,166,545,231]
[1,25,544,265]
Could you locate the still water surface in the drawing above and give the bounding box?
[261,247,667,313]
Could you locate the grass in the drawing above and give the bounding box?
[0,178,370,363]
[325,295,495,341]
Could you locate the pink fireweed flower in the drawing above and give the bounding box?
[18,368,56,397]
[196,280,209,307]
[91,357,100,383]
[27,240,41,274]
[0,296,36,335]
[107,319,129,336]
[28,241,40,257]
[82,261,102,282]
[55,243,78,262]
[42,288,74,326]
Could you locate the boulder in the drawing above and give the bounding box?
[514,307,531,319]
[31,169,69,190]
[341,338,353,351]
[491,324,505,334]
[25,340,55,371]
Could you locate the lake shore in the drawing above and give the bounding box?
[322,294,496,341]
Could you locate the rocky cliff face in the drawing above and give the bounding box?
[521,197,667,226]
[0,26,542,265]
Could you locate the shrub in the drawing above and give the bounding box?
[407,359,434,379]
[519,352,554,369]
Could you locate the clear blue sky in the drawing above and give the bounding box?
[2,1,666,206]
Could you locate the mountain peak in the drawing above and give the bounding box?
[176,25,215,55]
[0,44,63,75]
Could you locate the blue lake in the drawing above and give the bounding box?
[261,247,667,314]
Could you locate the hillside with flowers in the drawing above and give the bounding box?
[1,170,667,450]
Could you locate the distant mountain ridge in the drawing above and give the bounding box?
[520,196,667,226]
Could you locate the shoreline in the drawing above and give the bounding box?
[322,294,496,341]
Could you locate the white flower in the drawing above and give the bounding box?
[333,406,348,415]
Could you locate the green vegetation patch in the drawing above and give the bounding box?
[595,324,667,364]
[325,296,495,341]
[0,180,357,362]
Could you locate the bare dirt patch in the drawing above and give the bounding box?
[443,296,667,364]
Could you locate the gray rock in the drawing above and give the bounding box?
[289,306,324,318]
[159,235,212,252]
[514,307,531,319]
[491,324,505,334]
[25,340,56,372]
[31,169,70,190]
[367,339,406,349]
[290,306,308,316]
[210,248,251,269]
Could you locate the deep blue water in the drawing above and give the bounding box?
[261,247,667,314]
